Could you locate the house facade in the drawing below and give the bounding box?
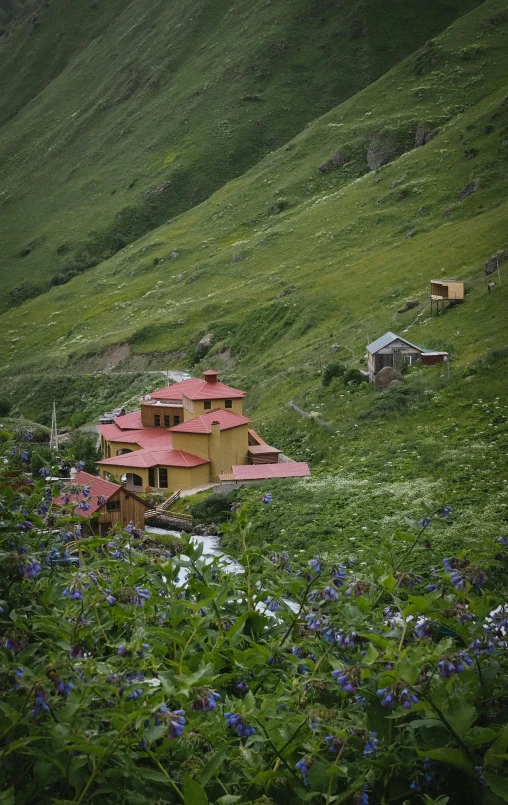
[366,332,448,380]
[53,471,148,535]
[97,371,268,493]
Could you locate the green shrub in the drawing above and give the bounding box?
[322,362,346,387]
[343,367,367,385]
[190,491,239,524]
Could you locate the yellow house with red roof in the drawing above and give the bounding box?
[97,370,310,494]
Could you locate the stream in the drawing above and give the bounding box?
[146,526,298,613]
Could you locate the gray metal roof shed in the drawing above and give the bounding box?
[366,331,422,354]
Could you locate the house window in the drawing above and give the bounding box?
[131,474,143,487]
[204,400,212,410]
[164,415,170,427]
[173,415,180,426]
[106,500,121,512]
[154,415,161,427]
[225,399,232,409]
[148,468,156,487]
[158,468,168,488]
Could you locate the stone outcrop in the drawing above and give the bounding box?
[375,366,403,390]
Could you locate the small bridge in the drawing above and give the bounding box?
[145,490,193,530]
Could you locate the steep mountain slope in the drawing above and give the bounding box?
[0,0,481,309]
[1,0,506,406]
[0,0,128,126]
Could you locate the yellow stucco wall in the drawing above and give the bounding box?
[166,463,211,490]
[182,396,243,420]
[172,424,248,479]
[99,463,210,493]
[172,431,210,459]
[101,438,142,459]
[141,404,183,428]
[100,467,148,487]
[209,424,249,479]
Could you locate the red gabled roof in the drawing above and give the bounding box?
[53,470,121,517]
[170,408,251,434]
[150,374,245,402]
[231,463,311,481]
[97,449,210,469]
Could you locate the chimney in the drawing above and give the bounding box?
[203,370,218,384]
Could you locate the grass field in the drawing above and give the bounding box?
[0,1,506,392]
[0,0,482,308]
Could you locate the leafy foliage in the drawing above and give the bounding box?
[1,446,508,803]
[322,363,346,388]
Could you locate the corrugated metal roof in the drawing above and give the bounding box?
[366,331,422,354]
[232,463,310,480]
[170,409,251,434]
[98,449,210,469]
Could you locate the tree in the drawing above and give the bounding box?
[67,430,102,474]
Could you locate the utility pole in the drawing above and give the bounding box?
[49,401,58,451]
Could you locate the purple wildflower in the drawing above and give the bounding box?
[157,705,186,739]
[305,613,323,631]
[30,687,50,719]
[20,559,41,579]
[332,667,361,695]
[192,690,220,711]
[331,564,347,585]
[130,586,150,608]
[309,556,323,573]
[55,679,73,696]
[419,516,431,528]
[363,733,378,755]
[325,734,344,754]
[295,757,310,787]
[224,713,256,738]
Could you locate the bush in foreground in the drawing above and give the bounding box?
[1,446,508,804]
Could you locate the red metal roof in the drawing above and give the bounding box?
[231,463,311,481]
[170,408,251,434]
[98,449,210,469]
[150,374,245,402]
[114,411,144,429]
[53,470,121,517]
[100,427,173,450]
[248,428,267,446]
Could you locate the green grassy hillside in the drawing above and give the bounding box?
[0,0,480,308]
[1,0,506,394]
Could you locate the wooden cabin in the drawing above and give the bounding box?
[366,332,423,378]
[53,471,149,535]
[430,280,464,301]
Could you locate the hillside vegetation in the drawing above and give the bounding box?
[0,0,481,307]
[0,0,506,393]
